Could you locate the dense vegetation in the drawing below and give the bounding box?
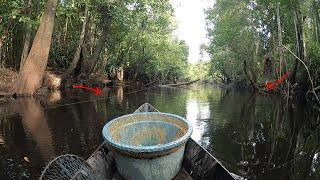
[1,0,319,101]
[0,0,189,95]
[206,0,320,97]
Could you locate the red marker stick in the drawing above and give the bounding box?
[266,71,290,91]
[73,85,102,96]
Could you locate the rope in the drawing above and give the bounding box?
[0,85,158,118]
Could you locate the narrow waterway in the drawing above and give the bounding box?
[0,85,319,179]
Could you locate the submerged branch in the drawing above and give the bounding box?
[160,79,200,87]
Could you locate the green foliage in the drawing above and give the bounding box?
[103,0,188,82]
[188,61,210,80]
[206,0,320,88]
[206,0,261,85]
[0,0,189,83]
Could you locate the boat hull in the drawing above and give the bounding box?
[86,103,236,180]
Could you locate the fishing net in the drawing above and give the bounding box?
[39,154,102,180]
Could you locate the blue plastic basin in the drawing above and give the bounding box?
[102,112,192,180]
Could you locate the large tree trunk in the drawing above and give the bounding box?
[20,0,33,71]
[10,0,58,95]
[20,25,32,71]
[290,9,300,84]
[97,51,108,75]
[62,3,88,79]
[250,41,259,90]
[81,7,112,75]
[243,60,255,87]
[86,27,109,74]
[292,8,308,90]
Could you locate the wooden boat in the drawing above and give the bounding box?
[85,103,236,180]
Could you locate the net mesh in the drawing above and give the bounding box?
[39,154,102,180]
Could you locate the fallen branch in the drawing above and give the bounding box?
[160,79,200,87]
[144,79,159,87]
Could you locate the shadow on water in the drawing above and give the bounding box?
[0,85,319,179]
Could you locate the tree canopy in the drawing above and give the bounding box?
[206,0,320,94]
[0,0,189,94]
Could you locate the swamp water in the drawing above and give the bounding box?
[0,85,319,179]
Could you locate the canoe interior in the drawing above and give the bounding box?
[86,103,235,180]
[86,139,234,180]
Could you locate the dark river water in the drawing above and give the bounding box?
[0,85,319,179]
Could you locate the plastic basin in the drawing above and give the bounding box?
[102,112,193,180]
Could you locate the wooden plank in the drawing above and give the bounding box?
[86,147,117,179]
[182,139,235,180]
[174,168,193,180]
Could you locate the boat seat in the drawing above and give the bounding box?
[111,168,193,180]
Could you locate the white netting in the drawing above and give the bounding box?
[39,154,102,180]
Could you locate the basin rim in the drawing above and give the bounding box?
[102,112,193,153]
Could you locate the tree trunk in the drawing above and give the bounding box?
[86,27,109,74]
[20,0,33,71]
[62,3,88,79]
[0,45,2,68]
[63,17,68,43]
[276,3,286,78]
[290,9,300,84]
[82,7,112,75]
[10,0,58,95]
[243,60,255,87]
[0,17,12,68]
[0,16,3,66]
[250,41,259,90]
[271,31,277,79]
[20,25,32,71]
[313,0,320,43]
[98,51,108,75]
[292,8,308,89]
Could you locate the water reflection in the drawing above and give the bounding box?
[0,85,319,179]
[186,100,210,146]
[116,86,124,104]
[147,86,320,179]
[45,90,61,105]
[18,98,55,160]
